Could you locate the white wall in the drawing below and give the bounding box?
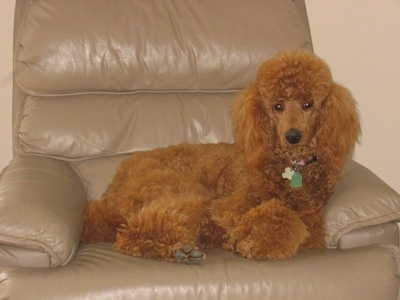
[0,0,14,172]
[305,0,400,193]
[1,1,399,193]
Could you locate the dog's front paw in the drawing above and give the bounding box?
[236,228,307,261]
[234,199,309,260]
[174,245,206,264]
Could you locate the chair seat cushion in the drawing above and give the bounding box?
[0,243,399,300]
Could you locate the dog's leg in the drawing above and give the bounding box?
[114,192,209,264]
[298,209,326,249]
[81,200,124,243]
[235,198,309,260]
[213,198,309,260]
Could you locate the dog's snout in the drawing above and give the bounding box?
[285,129,302,144]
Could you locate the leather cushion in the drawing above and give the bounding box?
[15,0,312,95]
[15,93,235,159]
[1,243,399,299]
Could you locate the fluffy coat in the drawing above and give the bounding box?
[82,50,360,263]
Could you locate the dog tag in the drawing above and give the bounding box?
[282,167,294,180]
[290,172,303,188]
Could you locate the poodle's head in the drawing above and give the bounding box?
[233,50,360,169]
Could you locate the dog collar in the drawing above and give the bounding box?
[282,155,319,188]
[291,155,319,168]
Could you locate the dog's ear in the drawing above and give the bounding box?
[232,84,274,170]
[316,83,361,165]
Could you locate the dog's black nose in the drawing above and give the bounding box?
[285,129,302,144]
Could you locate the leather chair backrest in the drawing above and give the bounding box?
[12,0,312,199]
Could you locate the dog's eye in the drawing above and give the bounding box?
[302,102,313,110]
[274,103,284,112]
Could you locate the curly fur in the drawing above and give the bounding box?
[82,50,360,262]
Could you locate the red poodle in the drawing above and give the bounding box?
[82,50,360,264]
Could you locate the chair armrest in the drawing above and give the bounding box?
[0,156,86,267]
[324,160,400,248]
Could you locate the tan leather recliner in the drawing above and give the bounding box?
[1,0,400,299]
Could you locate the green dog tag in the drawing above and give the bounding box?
[290,172,303,188]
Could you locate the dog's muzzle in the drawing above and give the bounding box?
[285,129,302,144]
